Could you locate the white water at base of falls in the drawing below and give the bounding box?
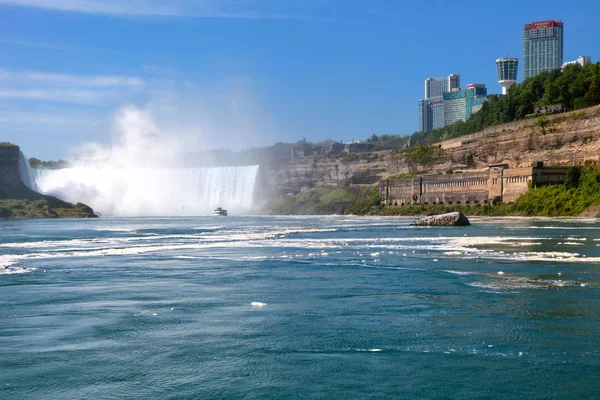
[35,166,260,216]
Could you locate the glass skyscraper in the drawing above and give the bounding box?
[443,84,487,126]
[522,20,564,80]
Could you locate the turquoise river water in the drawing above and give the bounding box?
[1,216,599,399]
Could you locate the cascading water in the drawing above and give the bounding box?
[18,151,38,192]
[35,165,260,216]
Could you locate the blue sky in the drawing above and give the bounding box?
[0,0,599,160]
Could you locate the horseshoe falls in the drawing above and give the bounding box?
[34,165,260,216]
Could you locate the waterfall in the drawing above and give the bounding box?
[35,165,260,216]
[18,151,38,192]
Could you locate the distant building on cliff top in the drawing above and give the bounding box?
[561,56,592,70]
[523,20,564,79]
[418,74,460,134]
[344,142,374,153]
[443,84,487,126]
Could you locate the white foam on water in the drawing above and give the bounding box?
[0,254,20,267]
[468,276,584,291]
[0,266,36,275]
[251,302,266,308]
[444,270,476,276]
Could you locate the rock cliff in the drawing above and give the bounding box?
[260,106,600,196]
[0,145,24,194]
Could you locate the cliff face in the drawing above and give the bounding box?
[445,106,600,169]
[260,106,600,196]
[0,146,23,193]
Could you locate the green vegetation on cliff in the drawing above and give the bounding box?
[0,182,97,219]
[28,158,70,170]
[265,187,359,215]
[0,199,96,219]
[264,185,382,216]
[509,166,600,216]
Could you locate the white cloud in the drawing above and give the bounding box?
[0,89,114,104]
[0,37,77,51]
[0,69,145,105]
[0,0,306,19]
[0,69,144,87]
[0,109,100,124]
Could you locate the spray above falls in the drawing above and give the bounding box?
[34,106,261,216]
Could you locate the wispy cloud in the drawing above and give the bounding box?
[0,89,116,104]
[0,68,145,105]
[0,69,145,87]
[0,37,77,51]
[0,108,101,124]
[0,0,314,19]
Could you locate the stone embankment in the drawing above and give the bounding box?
[260,106,600,196]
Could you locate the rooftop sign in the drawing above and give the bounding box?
[532,20,555,29]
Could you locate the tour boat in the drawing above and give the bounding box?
[214,207,227,216]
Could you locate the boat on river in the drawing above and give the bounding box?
[214,207,227,216]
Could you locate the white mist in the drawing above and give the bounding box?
[35,106,260,216]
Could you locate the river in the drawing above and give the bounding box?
[1,216,599,399]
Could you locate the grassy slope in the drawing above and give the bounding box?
[264,187,362,215]
[0,183,97,219]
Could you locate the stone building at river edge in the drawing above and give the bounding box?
[380,163,568,206]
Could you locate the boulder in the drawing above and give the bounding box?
[412,212,470,226]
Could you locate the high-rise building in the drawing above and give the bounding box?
[418,74,460,133]
[443,84,487,126]
[562,56,592,70]
[496,57,519,95]
[424,74,460,99]
[522,20,564,80]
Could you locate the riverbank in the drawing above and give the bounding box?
[263,166,600,218]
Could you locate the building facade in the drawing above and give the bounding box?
[443,84,487,126]
[424,74,460,99]
[380,163,568,206]
[561,56,592,70]
[418,74,460,133]
[522,20,564,80]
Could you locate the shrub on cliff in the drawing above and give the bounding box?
[512,167,600,216]
[346,186,380,215]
